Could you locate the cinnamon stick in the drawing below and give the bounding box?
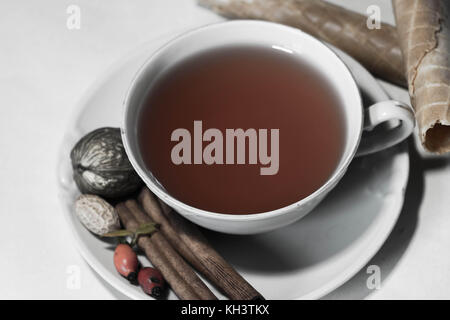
[199,0,405,87]
[137,190,211,278]
[115,202,216,300]
[138,188,264,300]
[123,200,217,300]
[393,0,450,153]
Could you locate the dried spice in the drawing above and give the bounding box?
[70,127,143,198]
[114,243,139,284]
[74,194,120,235]
[138,267,166,298]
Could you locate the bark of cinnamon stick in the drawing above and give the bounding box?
[115,202,216,300]
[393,0,450,153]
[199,0,405,87]
[137,191,211,278]
[138,188,264,300]
[123,200,217,300]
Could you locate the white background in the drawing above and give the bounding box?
[0,0,449,299]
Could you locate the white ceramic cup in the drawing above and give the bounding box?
[122,21,415,235]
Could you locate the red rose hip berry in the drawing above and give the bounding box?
[138,267,166,298]
[114,244,138,284]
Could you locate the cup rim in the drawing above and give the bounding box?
[122,20,363,222]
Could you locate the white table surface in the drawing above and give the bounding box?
[1,0,449,300]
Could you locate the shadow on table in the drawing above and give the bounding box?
[323,138,449,300]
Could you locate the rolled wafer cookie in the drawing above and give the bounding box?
[394,0,450,153]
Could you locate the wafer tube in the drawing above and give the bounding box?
[394,0,450,153]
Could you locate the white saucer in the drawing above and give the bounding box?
[57,29,409,300]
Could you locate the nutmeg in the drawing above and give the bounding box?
[75,194,120,235]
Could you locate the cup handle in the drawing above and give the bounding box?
[356,100,415,157]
